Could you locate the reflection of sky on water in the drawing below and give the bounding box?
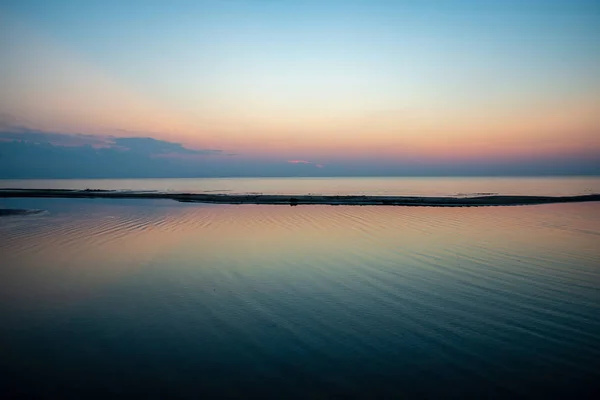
[2,176,600,196]
[1,198,599,397]
[1,198,598,311]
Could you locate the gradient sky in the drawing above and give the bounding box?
[1,0,599,176]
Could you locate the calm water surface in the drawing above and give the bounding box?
[1,198,599,398]
[1,176,600,196]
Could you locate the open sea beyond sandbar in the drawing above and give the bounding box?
[1,177,599,398]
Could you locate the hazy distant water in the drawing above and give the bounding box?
[2,176,600,196]
[1,198,599,398]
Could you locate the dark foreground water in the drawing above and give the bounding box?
[1,198,599,398]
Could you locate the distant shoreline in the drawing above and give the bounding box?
[1,189,599,207]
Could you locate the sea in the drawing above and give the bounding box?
[1,176,600,196]
[1,177,599,398]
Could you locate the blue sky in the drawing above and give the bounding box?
[1,0,599,177]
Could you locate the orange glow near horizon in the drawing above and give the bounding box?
[1,6,599,169]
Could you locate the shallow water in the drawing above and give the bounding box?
[1,198,599,398]
[1,176,600,196]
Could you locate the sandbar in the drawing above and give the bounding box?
[1,189,599,207]
[0,208,45,216]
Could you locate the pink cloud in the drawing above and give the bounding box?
[288,160,311,164]
[152,152,220,160]
[287,160,325,168]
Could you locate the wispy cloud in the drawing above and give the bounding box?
[0,115,112,147]
[0,117,222,157]
[112,137,222,156]
[0,130,112,148]
[288,159,325,168]
[0,123,227,178]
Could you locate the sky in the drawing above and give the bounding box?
[1,0,599,177]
